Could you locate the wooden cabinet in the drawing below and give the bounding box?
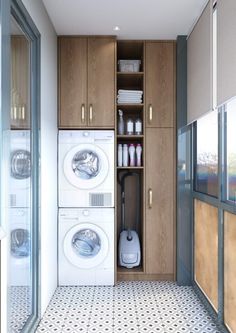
[11,36,30,129]
[59,36,115,128]
[145,128,175,277]
[145,42,175,128]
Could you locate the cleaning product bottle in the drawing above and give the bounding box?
[118,144,123,167]
[118,110,125,135]
[123,144,128,167]
[126,119,134,135]
[135,118,142,135]
[129,144,135,166]
[136,144,142,166]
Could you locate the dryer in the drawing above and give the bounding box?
[58,208,114,286]
[10,208,31,286]
[10,130,31,208]
[58,130,114,208]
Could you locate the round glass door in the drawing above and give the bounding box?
[11,149,31,180]
[63,223,109,269]
[63,144,109,190]
[11,228,30,258]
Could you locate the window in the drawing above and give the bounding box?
[225,98,236,203]
[195,111,218,197]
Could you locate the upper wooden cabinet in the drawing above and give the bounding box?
[58,36,115,128]
[145,42,175,128]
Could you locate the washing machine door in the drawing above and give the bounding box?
[63,144,109,190]
[63,223,109,269]
[11,149,31,180]
[11,227,30,267]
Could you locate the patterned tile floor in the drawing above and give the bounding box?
[10,286,31,333]
[36,282,221,333]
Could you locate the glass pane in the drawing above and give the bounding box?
[195,111,218,197]
[72,150,100,179]
[72,229,101,257]
[226,98,236,203]
[9,17,32,332]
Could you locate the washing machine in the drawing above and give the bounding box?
[58,208,114,286]
[10,130,31,208]
[58,130,114,207]
[10,208,31,286]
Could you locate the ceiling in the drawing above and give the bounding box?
[42,0,208,39]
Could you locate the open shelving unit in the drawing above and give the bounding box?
[116,41,145,279]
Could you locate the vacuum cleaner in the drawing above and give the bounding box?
[118,171,141,268]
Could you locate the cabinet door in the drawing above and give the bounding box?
[146,42,175,128]
[88,37,115,128]
[11,36,30,129]
[145,128,175,276]
[59,37,87,128]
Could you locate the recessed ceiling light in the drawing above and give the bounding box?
[113,26,120,31]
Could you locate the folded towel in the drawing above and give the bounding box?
[117,100,142,104]
[117,98,142,102]
[118,89,143,94]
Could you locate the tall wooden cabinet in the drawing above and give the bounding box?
[145,41,176,279]
[58,36,115,128]
[145,128,175,277]
[116,40,176,281]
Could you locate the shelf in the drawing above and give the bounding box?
[117,104,144,109]
[117,166,144,170]
[117,72,144,75]
[117,266,144,274]
[117,135,144,139]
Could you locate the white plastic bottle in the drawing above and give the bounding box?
[123,144,128,167]
[118,144,123,167]
[136,144,142,167]
[129,144,135,167]
[118,110,125,135]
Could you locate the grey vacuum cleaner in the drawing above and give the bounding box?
[118,172,141,268]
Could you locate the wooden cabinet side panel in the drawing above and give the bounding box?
[194,199,218,310]
[88,37,115,127]
[145,42,174,128]
[145,128,174,275]
[224,211,236,333]
[59,37,87,128]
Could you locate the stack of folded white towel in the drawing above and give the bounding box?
[117,89,143,104]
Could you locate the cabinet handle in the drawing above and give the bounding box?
[149,104,153,123]
[89,104,93,123]
[148,188,153,209]
[81,104,85,123]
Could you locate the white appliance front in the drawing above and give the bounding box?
[10,130,31,208]
[10,208,31,286]
[58,130,114,208]
[58,208,114,286]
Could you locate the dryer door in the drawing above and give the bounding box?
[63,144,109,190]
[10,226,30,268]
[63,223,109,269]
[11,149,31,180]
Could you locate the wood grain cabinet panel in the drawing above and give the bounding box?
[59,37,87,128]
[194,200,218,310]
[145,128,175,276]
[224,211,236,333]
[145,42,175,128]
[11,36,30,129]
[59,36,115,128]
[88,37,115,127]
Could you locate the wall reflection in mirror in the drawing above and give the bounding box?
[9,16,32,333]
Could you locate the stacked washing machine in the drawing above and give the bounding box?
[58,130,115,286]
[9,130,31,286]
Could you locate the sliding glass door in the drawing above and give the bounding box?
[1,0,40,331]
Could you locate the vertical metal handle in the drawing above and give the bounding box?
[149,104,153,123]
[81,104,85,123]
[148,188,153,209]
[89,104,93,123]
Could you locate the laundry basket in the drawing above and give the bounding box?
[118,60,141,72]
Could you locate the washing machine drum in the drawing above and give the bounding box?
[11,228,30,258]
[63,223,109,269]
[11,149,31,180]
[63,144,109,190]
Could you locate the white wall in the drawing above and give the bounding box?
[22,0,57,316]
